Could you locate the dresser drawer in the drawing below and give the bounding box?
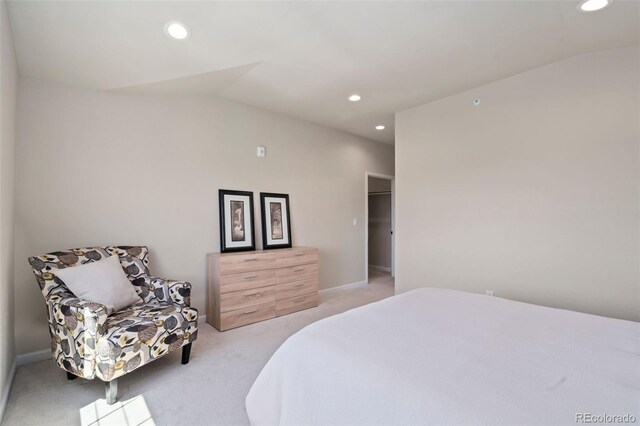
[276,292,319,316]
[276,249,319,268]
[276,277,318,301]
[276,263,318,284]
[220,302,275,331]
[219,252,276,275]
[219,269,276,294]
[220,285,276,313]
[207,248,320,331]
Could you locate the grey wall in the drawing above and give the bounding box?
[368,194,392,269]
[368,176,391,193]
[0,0,17,416]
[14,77,394,354]
[368,176,392,269]
[395,46,639,321]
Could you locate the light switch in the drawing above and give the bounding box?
[257,146,266,157]
[352,218,357,226]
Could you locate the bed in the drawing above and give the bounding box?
[246,287,640,425]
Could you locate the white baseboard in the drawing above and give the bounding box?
[0,359,17,423]
[16,349,51,366]
[1,312,208,419]
[369,264,391,273]
[12,315,208,369]
[319,280,367,295]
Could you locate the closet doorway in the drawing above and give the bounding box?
[365,172,394,287]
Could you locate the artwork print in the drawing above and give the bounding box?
[260,193,292,249]
[219,190,255,252]
[270,202,283,240]
[230,200,245,241]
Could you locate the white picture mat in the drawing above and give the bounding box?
[224,194,253,248]
[264,196,289,246]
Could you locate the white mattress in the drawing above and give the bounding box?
[246,288,640,425]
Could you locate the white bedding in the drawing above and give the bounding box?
[246,288,640,425]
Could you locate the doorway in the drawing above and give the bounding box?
[365,172,394,287]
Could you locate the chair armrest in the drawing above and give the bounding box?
[142,276,192,307]
[49,296,108,377]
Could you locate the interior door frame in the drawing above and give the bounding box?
[365,171,395,284]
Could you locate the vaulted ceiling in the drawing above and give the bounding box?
[7,1,639,144]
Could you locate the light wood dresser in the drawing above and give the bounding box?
[207,247,319,331]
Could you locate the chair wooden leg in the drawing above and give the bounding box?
[182,343,192,365]
[105,379,118,405]
[66,371,78,381]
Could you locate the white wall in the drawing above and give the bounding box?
[396,46,639,322]
[14,77,394,354]
[0,0,17,417]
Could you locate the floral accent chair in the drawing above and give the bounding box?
[28,246,198,404]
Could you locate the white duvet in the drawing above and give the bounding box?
[246,288,640,425]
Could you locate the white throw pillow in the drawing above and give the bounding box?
[54,255,142,315]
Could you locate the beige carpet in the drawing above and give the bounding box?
[3,271,393,426]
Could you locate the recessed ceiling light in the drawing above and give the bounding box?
[375,125,385,130]
[164,21,190,40]
[348,94,361,102]
[578,0,612,12]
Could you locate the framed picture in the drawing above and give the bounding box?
[260,192,292,249]
[218,189,256,253]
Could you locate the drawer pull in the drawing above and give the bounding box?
[293,297,306,303]
[244,292,262,298]
[294,283,305,288]
[294,253,305,257]
[243,258,259,262]
[243,274,258,280]
[293,267,305,272]
[243,309,258,315]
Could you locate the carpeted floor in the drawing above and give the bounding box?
[3,271,394,426]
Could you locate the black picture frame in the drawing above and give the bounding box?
[219,189,256,253]
[260,192,292,250]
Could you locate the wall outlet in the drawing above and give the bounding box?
[485,290,494,296]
